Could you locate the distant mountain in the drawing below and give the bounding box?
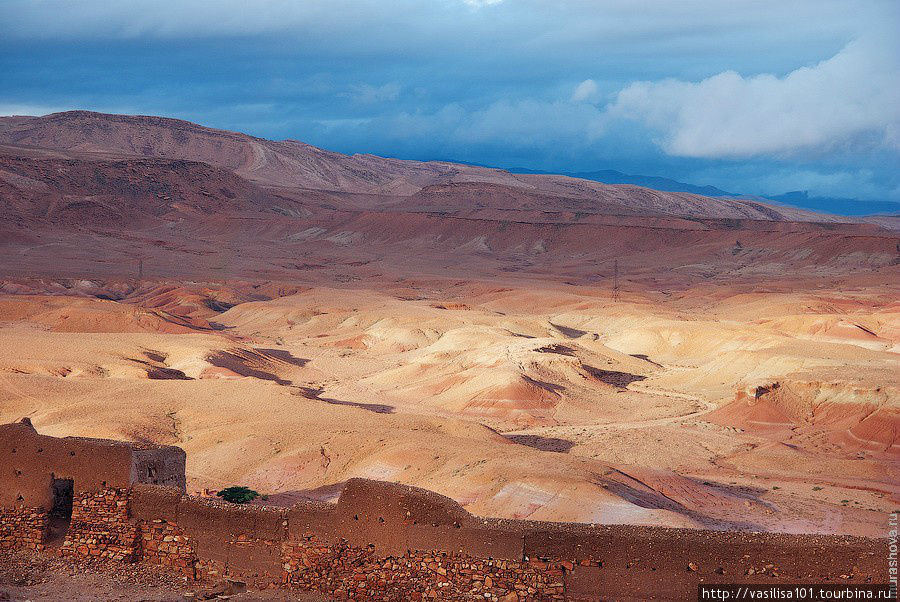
[509,168,898,217]
[768,191,900,217]
[0,111,861,224]
[509,168,732,197]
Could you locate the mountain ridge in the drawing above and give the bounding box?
[0,110,867,226]
[509,167,733,197]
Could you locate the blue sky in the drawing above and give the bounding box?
[2,0,898,212]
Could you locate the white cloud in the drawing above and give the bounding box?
[0,103,74,116]
[462,0,504,6]
[571,79,599,103]
[600,33,900,158]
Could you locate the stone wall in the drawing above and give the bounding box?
[0,477,891,600]
[131,483,569,599]
[281,538,566,600]
[60,488,140,561]
[0,505,47,551]
[138,518,198,578]
[0,422,892,600]
[123,479,891,600]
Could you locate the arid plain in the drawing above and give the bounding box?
[1,112,897,538]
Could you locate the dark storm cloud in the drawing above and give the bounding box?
[1,0,898,207]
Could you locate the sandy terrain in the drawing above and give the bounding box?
[0,111,897,539]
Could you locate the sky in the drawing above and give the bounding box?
[1,0,899,213]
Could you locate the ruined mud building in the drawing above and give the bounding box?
[0,419,888,600]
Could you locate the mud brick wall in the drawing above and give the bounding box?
[281,538,566,600]
[519,523,889,600]
[138,518,198,578]
[131,484,288,586]
[179,498,286,585]
[130,481,572,599]
[0,505,47,551]
[131,446,188,491]
[125,479,893,601]
[0,418,185,509]
[61,488,140,561]
[0,478,891,601]
[0,422,893,601]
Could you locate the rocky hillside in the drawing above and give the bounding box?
[0,111,865,223]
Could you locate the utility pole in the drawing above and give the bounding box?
[613,259,619,302]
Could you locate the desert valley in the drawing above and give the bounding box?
[0,110,897,547]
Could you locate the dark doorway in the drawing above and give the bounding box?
[46,477,74,546]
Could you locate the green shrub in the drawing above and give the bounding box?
[216,486,259,504]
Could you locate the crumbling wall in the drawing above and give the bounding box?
[333,479,525,561]
[131,446,187,491]
[0,419,134,509]
[60,488,140,561]
[130,483,288,585]
[126,478,887,601]
[0,422,891,601]
[294,479,565,599]
[0,505,47,551]
[281,539,566,600]
[0,418,184,510]
[131,484,197,577]
[128,481,567,599]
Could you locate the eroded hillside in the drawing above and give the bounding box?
[0,111,896,536]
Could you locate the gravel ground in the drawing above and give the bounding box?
[0,551,327,602]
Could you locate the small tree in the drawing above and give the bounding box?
[216,486,259,504]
